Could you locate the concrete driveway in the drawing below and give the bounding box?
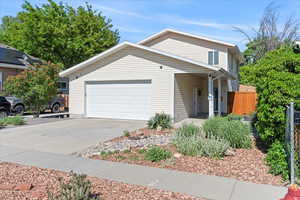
[0,118,146,154]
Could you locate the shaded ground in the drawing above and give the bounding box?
[0,162,206,200]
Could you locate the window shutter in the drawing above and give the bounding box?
[208,51,213,65]
[214,51,219,65]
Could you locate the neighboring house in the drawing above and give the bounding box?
[60,29,242,121]
[0,44,41,90]
[0,44,69,94]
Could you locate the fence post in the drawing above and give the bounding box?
[290,101,295,185]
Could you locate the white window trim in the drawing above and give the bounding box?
[208,50,219,66]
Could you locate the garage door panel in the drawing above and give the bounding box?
[86,80,152,120]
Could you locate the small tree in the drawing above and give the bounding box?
[0,0,120,69]
[4,63,61,116]
[240,47,300,145]
[235,2,300,64]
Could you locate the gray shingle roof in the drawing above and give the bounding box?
[0,44,42,68]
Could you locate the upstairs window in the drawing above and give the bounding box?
[208,51,219,65]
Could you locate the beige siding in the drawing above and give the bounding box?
[227,52,239,91]
[143,32,228,69]
[174,74,207,121]
[68,46,212,117]
[174,75,229,121]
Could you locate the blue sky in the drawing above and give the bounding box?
[1,0,300,50]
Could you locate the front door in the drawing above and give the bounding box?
[193,88,201,116]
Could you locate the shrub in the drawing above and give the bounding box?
[173,135,202,156]
[202,117,227,137]
[123,130,130,137]
[123,149,131,153]
[5,63,61,116]
[48,172,99,200]
[100,151,115,157]
[138,149,147,154]
[144,146,171,162]
[115,155,126,160]
[128,155,139,161]
[173,124,229,157]
[240,47,300,146]
[202,117,252,149]
[0,120,7,127]
[0,116,25,126]
[200,137,230,158]
[147,113,172,130]
[172,123,202,156]
[175,123,201,138]
[227,114,243,121]
[173,135,229,158]
[265,141,289,180]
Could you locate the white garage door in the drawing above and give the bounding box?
[86,80,152,120]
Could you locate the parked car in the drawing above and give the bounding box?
[5,96,65,115]
[0,96,11,117]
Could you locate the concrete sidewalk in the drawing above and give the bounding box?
[0,145,287,200]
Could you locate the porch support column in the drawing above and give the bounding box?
[218,78,222,116]
[208,74,214,117]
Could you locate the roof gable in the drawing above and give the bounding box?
[138,29,243,62]
[59,41,220,77]
[139,29,236,47]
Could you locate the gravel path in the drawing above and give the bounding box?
[0,162,206,200]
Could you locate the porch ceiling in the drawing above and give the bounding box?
[175,68,236,80]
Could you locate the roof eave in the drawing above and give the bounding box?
[59,42,219,77]
[138,29,237,47]
[0,63,27,70]
[218,68,237,80]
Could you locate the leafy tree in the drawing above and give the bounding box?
[4,63,62,116]
[241,47,300,145]
[0,0,119,69]
[235,2,300,64]
[0,16,17,31]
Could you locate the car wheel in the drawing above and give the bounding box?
[0,110,8,118]
[14,105,25,115]
[51,103,60,113]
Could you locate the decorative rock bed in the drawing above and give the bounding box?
[75,133,174,157]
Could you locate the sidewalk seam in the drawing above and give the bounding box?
[228,181,237,200]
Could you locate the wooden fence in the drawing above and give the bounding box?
[227,92,257,115]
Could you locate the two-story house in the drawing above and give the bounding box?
[59,29,242,121]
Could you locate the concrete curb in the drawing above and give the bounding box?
[0,145,287,200]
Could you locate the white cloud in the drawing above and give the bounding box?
[96,5,151,20]
[179,19,256,31]
[180,19,232,30]
[118,26,145,33]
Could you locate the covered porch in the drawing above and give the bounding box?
[174,70,235,122]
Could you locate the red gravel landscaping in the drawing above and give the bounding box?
[90,140,285,187]
[0,162,206,200]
